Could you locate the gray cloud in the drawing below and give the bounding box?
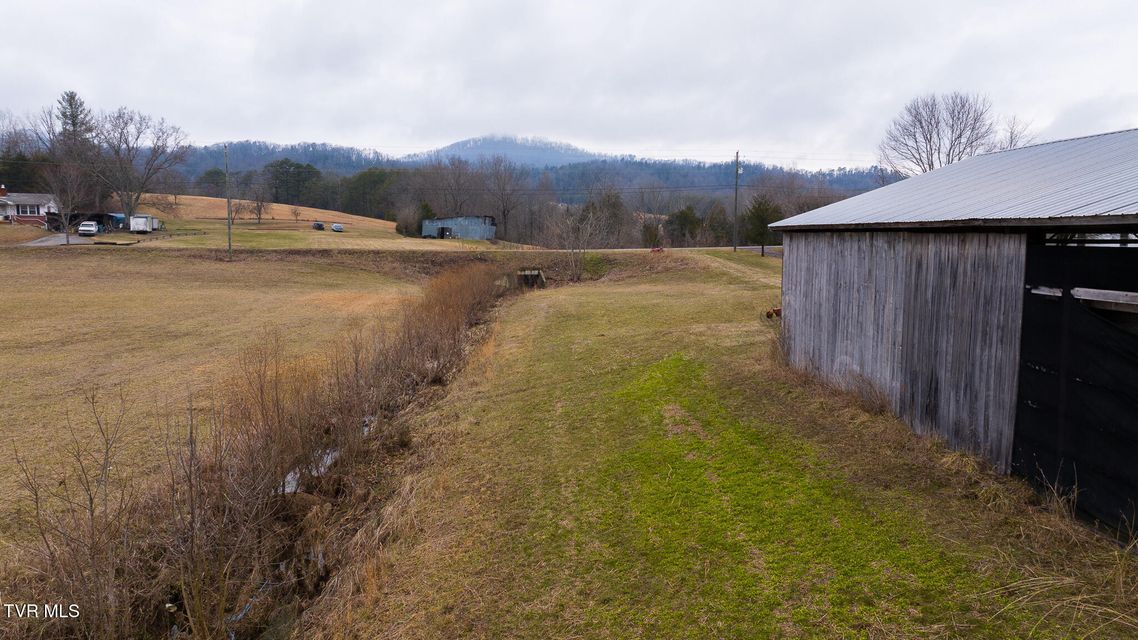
[4,0,1136,168]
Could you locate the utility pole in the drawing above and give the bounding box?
[732,150,740,253]
[225,144,232,260]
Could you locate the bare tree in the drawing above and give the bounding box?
[994,115,1036,151]
[548,204,610,280]
[291,205,302,223]
[230,173,269,224]
[748,172,843,216]
[877,92,1032,176]
[250,194,268,224]
[163,402,281,640]
[481,155,526,241]
[94,107,189,222]
[33,92,98,244]
[1,108,37,156]
[141,193,182,218]
[233,192,268,224]
[632,178,676,217]
[582,185,633,248]
[15,391,151,639]
[520,171,558,245]
[442,156,477,216]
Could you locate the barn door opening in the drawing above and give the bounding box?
[1013,242,1138,532]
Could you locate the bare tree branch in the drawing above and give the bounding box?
[877,92,1031,176]
[93,107,189,219]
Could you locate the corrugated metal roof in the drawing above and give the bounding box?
[771,128,1138,230]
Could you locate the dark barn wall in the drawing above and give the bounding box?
[1015,244,1138,528]
[782,231,1027,471]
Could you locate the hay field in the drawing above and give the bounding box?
[0,248,417,537]
[137,195,492,251]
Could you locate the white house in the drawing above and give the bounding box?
[0,185,59,228]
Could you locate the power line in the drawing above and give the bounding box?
[225,143,232,260]
[733,151,739,253]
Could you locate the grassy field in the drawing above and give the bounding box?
[134,195,494,251]
[0,248,419,537]
[303,251,1135,638]
[0,224,50,246]
[3,243,1131,637]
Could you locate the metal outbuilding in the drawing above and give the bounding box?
[771,128,1138,529]
[421,216,497,240]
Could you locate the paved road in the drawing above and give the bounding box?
[20,234,95,246]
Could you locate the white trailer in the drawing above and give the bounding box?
[129,215,164,233]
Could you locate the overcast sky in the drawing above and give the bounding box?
[4,0,1136,168]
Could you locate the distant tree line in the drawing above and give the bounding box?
[178,153,856,247]
[182,140,390,177]
[0,94,852,247]
[7,90,1032,249]
[0,92,866,248]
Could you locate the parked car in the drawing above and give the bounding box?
[77,221,100,237]
[331,223,344,232]
[312,222,325,231]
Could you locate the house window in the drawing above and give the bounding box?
[16,205,41,216]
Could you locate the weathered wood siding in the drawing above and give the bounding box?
[782,231,1027,471]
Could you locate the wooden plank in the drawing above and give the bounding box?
[780,231,1027,472]
[1071,287,1138,305]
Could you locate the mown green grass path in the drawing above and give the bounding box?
[355,253,1070,638]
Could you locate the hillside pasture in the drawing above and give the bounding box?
[136,195,495,250]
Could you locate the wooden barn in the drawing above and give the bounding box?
[771,129,1138,528]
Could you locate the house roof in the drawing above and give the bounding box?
[771,128,1138,231]
[0,192,57,207]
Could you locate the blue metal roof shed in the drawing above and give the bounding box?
[422,216,497,240]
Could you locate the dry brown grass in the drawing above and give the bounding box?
[139,194,399,229]
[136,195,498,251]
[980,477,1138,636]
[0,224,50,245]
[1,263,507,640]
[0,247,648,524]
[0,248,416,538]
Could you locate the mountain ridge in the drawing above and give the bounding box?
[402,135,610,166]
[180,135,891,196]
